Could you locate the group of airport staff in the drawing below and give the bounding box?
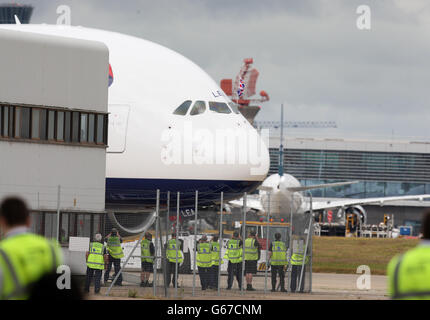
[2,196,430,299]
[85,227,311,293]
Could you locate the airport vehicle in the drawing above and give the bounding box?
[0,23,271,234]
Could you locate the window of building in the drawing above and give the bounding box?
[80,113,88,142]
[21,107,31,139]
[72,112,80,143]
[209,101,231,114]
[0,104,107,147]
[47,110,56,140]
[64,111,71,143]
[56,111,64,141]
[14,107,21,138]
[7,107,14,138]
[88,114,95,143]
[96,114,105,144]
[40,109,47,140]
[2,106,7,137]
[31,108,41,139]
[190,101,206,116]
[173,100,192,115]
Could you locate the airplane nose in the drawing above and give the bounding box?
[246,126,270,179]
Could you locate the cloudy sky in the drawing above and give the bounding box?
[19,0,430,140]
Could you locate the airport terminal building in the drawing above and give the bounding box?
[269,135,430,231]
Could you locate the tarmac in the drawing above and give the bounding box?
[86,272,388,300]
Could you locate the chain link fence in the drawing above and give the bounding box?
[101,190,313,299]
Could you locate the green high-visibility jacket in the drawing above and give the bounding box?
[166,239,184,263]
[196,242,212,268]
[388,245,430,300]
[271,241,287,266]
[244,238,258,261]
[0,233,62,300]
[210,241,223,266]
[106,236,124,259]
[291,252,309,266]
[227,239,242,263]
[87,242,105,270]
[141,239,153,263]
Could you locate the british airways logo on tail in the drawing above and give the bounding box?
[109,64,114,87]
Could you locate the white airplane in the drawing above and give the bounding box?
[230,106,430,224]
[0,23,271,234]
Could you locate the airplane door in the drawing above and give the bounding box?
[107,104,130,153]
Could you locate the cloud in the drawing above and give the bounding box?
[23,0,430,139]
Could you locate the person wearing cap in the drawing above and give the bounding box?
[85,233,107,294]
[140,232,155,287]
[196,235,212,290]
[104,227,124,286]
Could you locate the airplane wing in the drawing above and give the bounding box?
[287,181,359,192]
[307,194,430,212]
[229,194,264,212]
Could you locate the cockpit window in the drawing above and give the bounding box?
[228,102,241,114]
[209,102,231,114]
[190,101,206,116]
[173,100,192,115]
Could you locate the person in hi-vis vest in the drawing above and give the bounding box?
[196,235,212,290]
[104,228,124,286]
[85,233,107,294]
[268,232,288,292]
[226,231,243,290]
[166,232,184,287]
[0,197,63,300]
[290,237,309,292]
[209,234,223,290]
[140,232,155,287]
[387,211,430,300]
[244,230,261,291]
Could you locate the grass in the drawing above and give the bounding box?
[312,237,419,275]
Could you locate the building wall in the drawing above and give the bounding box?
[0,142,105,212]
[0,28,108,214]
[0,28,108,112]
[268,136,430,198]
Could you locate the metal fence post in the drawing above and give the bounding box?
[264,192,271,294]
[153,190,160,296]
[241,192,247,295]
[192,191,198,296]
[287,194,294,291]
[218,192,223,297]
[164,191,170,298]
[299,192,313,292]
[175,192,180,298]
